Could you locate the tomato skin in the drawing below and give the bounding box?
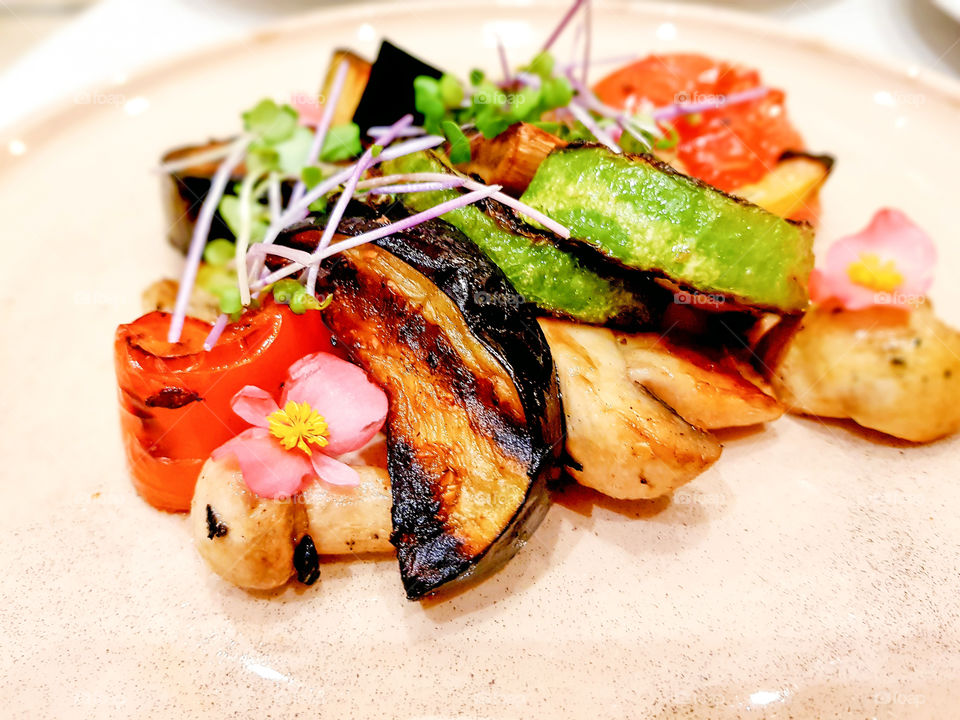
[114,300,333,511]
[593,53,804,191]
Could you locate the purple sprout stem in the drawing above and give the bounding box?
[203,313,229,351]
[289,60,349,207]
[167,136,250,343]
[303,114,415,295]
[542,0,587,52]
[652,86,770,122]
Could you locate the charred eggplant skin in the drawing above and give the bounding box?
[160,140,293,252]
[160,140,239,252]
[352,40,443,132]
[276,213,563,599]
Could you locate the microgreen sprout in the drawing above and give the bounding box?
[171,3,600,348]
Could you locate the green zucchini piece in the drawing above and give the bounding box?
[520,145,815,312]
[381,151,666,326]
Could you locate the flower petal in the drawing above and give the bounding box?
[310,451,361,487]
[230,386,278,428]
[811,207,937,310]
[290,94,326,127]
[872,209,937,299]
[282,352,388,456]
[212,428,313,499]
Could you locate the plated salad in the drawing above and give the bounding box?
[114,0,960,600]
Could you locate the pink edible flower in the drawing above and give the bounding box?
[290,93,326,127]
[212,352,388,498]
[808,208,936,310]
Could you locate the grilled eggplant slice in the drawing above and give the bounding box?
[275,214,564,599]
[160,140,242,252]
[320,49,372,127]
[352,40,443,132]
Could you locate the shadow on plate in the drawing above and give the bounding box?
[789,413,922,448]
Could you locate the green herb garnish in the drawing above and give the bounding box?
[441,120,471,164]
[203,238,235,267]
[320,123,361,162]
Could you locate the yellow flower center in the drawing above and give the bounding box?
[267,401,329,456]
[847,252,903,293]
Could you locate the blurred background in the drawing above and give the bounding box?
[0,0,957,131]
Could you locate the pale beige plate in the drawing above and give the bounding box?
[2,2,960,717]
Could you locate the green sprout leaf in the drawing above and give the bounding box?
[301,165,325,189]
[308,195,329,214]
[217,286,243,315]
[320,123,361,162]
[289,287,323,314]
[272,125,314,175]
[413,75,446,133]
[653,125,680,151]
[271,278,302,305]
[203,238,235,267]
[527,51,554,80]
[219,194,269,244]
[441,120,471,164]
[439,73,464,109]
[542,76,573,111]
[245,145,280,176]
[242,99,298,144]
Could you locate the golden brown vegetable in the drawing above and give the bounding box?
[763,302,960,442]
[463,122,566,195]
[141,278,220,323]
[539,319,721,499]
[733,153,833,220]
[614,331,783,429]
[320,49,372,126]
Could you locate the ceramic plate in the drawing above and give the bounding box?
[2,1,960,717]
[933,0,960,23]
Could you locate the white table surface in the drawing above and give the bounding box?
[0,0,958,133]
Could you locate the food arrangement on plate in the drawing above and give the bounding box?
[114,0,960,600]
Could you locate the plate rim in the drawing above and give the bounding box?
[2,0,960,155]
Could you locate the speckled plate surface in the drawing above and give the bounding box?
[2,2,960,717]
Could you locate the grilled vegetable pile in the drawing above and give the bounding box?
[112,0,960,606]
[382,151,669,326]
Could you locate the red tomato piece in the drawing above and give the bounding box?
[593,53,805,191]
